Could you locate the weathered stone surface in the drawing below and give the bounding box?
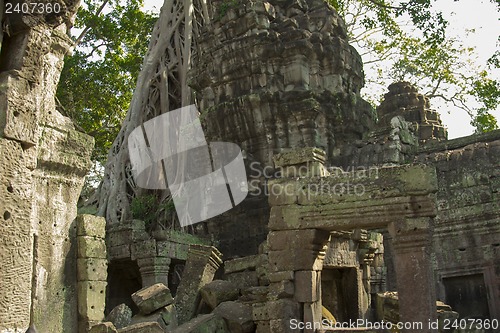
[224,255,265,274]
[294,270,320,302]
[77,281,107,321]
[132,283,174,315]
[226,271,259,291]
[117,322,164,333]
[175,245,222,324]
[137,257,171,288]
[213,301,255,333]
[200,280,240,309]
[106,303,133,329]
[77,215,107,238]
[77,258,108,281]
[78,236,107,259]
[170,313,229,333]
[130,304,177,331]
[89,322,118,333]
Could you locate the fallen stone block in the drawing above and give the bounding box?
[130,304,177,331]
[105,303,132,329]
[132,283,174,315]
[117,322,164,333]
[200,280,239,309]
[89,322,118,333]
[213,301,255,333]
[170,313,229,333]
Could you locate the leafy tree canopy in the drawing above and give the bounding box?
[56,0,158,163]
[59,0,499,169]
[328,0,499,133]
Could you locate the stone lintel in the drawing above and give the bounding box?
[269,195,436,231]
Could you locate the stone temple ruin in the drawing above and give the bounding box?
[0,0,499,333]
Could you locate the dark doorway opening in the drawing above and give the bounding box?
[106,259,142,315]
[443,273,490,320]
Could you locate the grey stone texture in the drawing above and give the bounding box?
[89,322,119,333]
[132,283,174,315]
[116,322,164,333]
[0,2,93,332]
[200,280,240,309]
[213,301,255,333]
[105,304,133,329]
[170,313,230,333]
[175,245,223,324]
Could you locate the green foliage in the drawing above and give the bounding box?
[218,0,239,19]
[130,193,176,231]
[328,0,499,133]
[56,0,158,163]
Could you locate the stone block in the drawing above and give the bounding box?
[131,239,157,260]
[267,180,299,206]
[156,241,190,260]
[132,283,174,315]
[117,322,164,333]
[77,258,108,281]
[89,322,118,333]
[108,245,131,260]
[294,270,319,302]
[169,313,229,333]
[240,286,268,303]
[77,214,106,238]
[226,271,259,291]
[105,303,132,329]
[267,299,300,320]
[213,301,255,333]
[252,302,269,321]
[78,236,107,259]
[130,304,177,331]
[255,321,272,333]
[200,280,239,309]
[270,319,295,333]
[268,271,294,283]
[268,249,324,272]
[77,281,107,321]
[268,280,294,300]
[224,254,264,274]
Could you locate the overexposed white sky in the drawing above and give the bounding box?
[142,0,499,139]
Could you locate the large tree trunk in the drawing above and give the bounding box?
[89,0,210,227]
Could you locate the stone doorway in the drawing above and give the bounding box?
[106,259,142,315]
[443,274,490,320]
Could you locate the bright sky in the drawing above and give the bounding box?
[142,0,499,139]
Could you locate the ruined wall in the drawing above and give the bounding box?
[189,0,375,258]
[0,3,93,332]
[416,132,500,320]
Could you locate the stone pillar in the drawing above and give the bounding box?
[174,244,222,324]
[137,257,171,287]
[77,215,108,333]
[265,229,330,333]
[390,217,437,333]
[131,239,172,288]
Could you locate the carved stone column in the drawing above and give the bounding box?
[137,257,171,288]
[174,244,222,324]
[266,229,330,333]
[390,217,437,333]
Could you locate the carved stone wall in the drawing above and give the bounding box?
[416,132,500,320]
[189,0,375,258]
[0,4,93,332]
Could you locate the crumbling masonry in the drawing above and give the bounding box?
[0,0,499,333]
